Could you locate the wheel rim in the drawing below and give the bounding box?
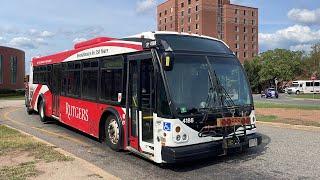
[108,119,119,145]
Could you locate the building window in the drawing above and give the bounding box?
[244,27,247,33]
[252,20,255,25]
[244,44,247,49]
[196,5,198,12]
[181,2,184,8]
[235,43,239,49]
[0,55,2,84]
[159,20,161,25]
[164,18,167,23]
[244,19,246,24]
[252,52,256,57]
[171,7,174,13]
[252,28,256,33]
[244,10,246,16]
[244,35,247,41]
[181,18,184,25]
[236,34,239,40]
[188,8,191,14]
[252,43,256,49]
[252,11,255,16]
[170,16,173,21]
[100,56,124,102]
[181,28,184,32]
[196,14,199,21]
[196,24,199,30]
[164,25,167,30]
[244,52,247,58]
[188,16,191,23]
[188,26,191,32]
[10,56,17,84]
[235,51,238,57]
[188,0,191,5]
[170,23,173,28]
[165,10,167,15]
[181,11,184,16]
[235,18,238,23]
[252,35,255,41]
[235,26,239,32]
[159,13,162,17]
[235,9,238,14]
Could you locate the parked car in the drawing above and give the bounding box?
[261,88,279,98]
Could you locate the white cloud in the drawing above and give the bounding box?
[40,31,55,38]
[288,8,320,25]
[289,44,313,52]
[8,36,48,49]
[259,25,320,52]
[72,37,87,43]
[136,0,157,14]
[28,29,55,38]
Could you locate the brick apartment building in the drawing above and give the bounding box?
[157,0,258,63]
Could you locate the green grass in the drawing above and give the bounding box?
[0,125,74,180]
[290,94,320,99]
[0,125,73,162]
[0,161,39,180]
[255,101,320,110]
[256,115,278,122]
[0,95,25,100]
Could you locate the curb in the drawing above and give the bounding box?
[3,124,120,180]
[256,121,320,131]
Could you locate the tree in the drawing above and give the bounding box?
[243,57,262,93]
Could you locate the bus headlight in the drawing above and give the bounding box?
[182,134,187,141]
[176,135,181,141]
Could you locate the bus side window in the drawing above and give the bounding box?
[82,59,98,100]
[100,56,124,103]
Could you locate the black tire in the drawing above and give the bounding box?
[26,106,33,115]
[296,91,300,95]
[105,115,122,151]
[38,100,48,122]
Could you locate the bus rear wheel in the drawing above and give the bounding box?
[105,115,122,151]
[38,100,48,122]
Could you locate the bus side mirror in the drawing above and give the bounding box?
[161,52,174,71]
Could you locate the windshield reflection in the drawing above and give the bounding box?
[164,54,252,115]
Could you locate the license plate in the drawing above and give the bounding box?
[249,138,258,147]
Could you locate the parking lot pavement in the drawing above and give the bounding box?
[253,93,320,106]
[1,100,320,179]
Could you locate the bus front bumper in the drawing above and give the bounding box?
[161,133,262,163]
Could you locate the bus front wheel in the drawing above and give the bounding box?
[296,90,300,95]
[105,115,122,151]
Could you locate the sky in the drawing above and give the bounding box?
[0,0,320,73]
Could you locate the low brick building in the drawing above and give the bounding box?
[0,46,25,90]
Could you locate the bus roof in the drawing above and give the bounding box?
[32,31,230,67]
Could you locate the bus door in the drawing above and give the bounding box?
[127,53,155,154]
[52,64,61,117]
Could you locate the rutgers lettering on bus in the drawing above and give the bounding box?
[65,102,89,121]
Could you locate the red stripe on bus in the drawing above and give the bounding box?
[31,85,42,108]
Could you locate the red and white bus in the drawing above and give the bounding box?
[26,32,262,163]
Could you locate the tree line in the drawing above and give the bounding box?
[243,43,320,93]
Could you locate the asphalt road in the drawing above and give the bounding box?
[1,101,320,180]
[253,93,320,106]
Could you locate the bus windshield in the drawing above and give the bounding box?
[164,54,252,115]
